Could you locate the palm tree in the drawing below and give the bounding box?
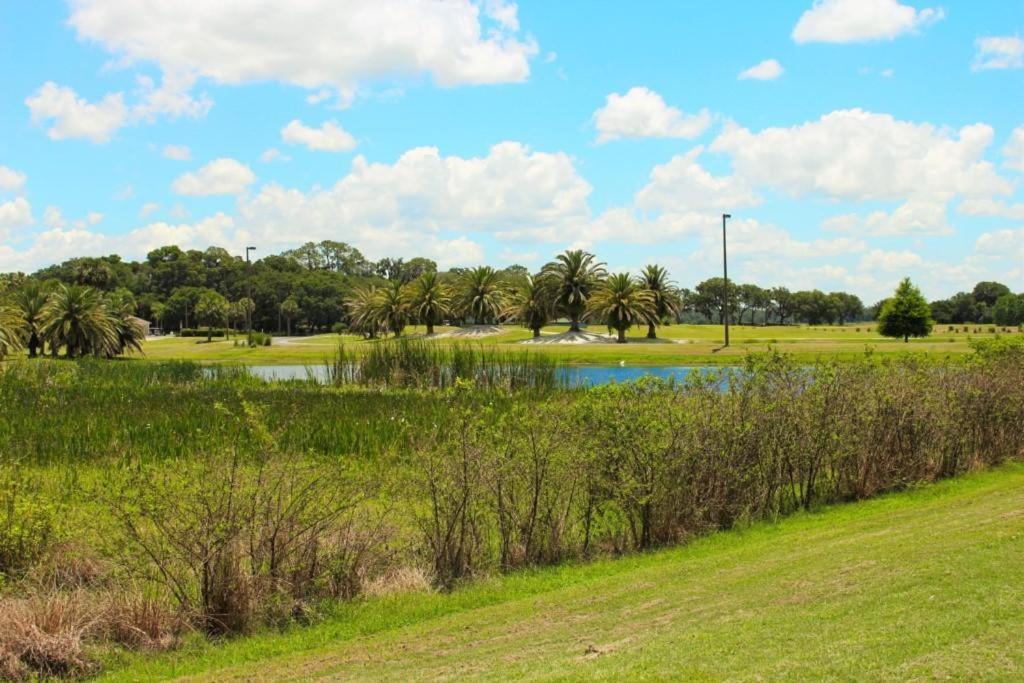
[376,280,410,337]
[503,274,554,338]
[40,283,118,358]
[457,266,506,325]
[0,305,24,359]
[408,271,451,335]
[10,281,48,357]
[346,285,385,339]
[586,273,656,344]
[105,290,146,356]
[195,290,230,343]
[280,296,301,336]
[639,265,682,339]
[542,250,607,332]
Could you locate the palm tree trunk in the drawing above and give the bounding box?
[532,327,541,338]
[646,322,656,339]
[427,322,435,335]
[617,328,626,343]
[570,313,581,332]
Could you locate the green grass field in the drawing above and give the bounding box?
[105,463,1024,682]
[138,323,1021,365]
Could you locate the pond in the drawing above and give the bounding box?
[238,364,729,386]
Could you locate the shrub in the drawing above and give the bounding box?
[0,465,60,579]
[0,592,95,680]
[247,331,272,347]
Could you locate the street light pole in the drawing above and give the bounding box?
[246,246,256,334]
[722,213,731,347]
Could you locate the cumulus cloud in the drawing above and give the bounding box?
[162,145,192,161]
[973,36,1024,71]
[0,166,27,194]
[0,227,110,273]
[634,147,760,213]
[593,87,711,143]
[1003,126,1024,171]
[139,202,161,218]
[67,0,538,104]
[281,120,357,153]
[822,200,951,236]
[259,148,289,163]
[858,248,924,271]
[957,198,1024,220]
[0,197,34,238]
[132,72,213,122]
[43,206,66,229]
[710,109,1010,204]
[738,59,784,81]
[792,0,943,44]
[25,82,128,143]
[172,158,256,196]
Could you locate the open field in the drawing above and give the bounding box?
[2,344,1022,680]
[137,323,1021,365]
[104,462,1024,681]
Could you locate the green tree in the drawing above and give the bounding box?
[0,305,24,359]
[376,280,410,337]
[279,296,301,336]
[586,273,657,343]
[10,281,49,357]
[195,290,230,342]
[346,285,385,339]
[878,278,933,342]
[992,293,1024,327]
[457,266,506,325]
[769,286,795,325]
[238,297,256,332]
[542,250,607,332]
[105,289,146,356]
[639,265,682,339]
[503,274,554,338]
[693,277,737,324]
[40,283,118,358]
[408,271,452,335]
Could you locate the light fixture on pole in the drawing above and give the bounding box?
[722,214,731,347]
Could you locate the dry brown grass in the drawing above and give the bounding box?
[0,591,95,681]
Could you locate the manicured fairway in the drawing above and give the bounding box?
[105,463,1024,682]
[137,323,1018,365]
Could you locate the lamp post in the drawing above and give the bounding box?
[722,214,731,347]
[245,246,256,333]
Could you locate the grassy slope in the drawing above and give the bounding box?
[136,323,1014,366]
[106,463,1024,682]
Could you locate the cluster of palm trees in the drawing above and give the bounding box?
[0,282,146,359]
[345,250,682,344]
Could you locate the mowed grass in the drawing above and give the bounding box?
[138,323,1020,366]
[105,463,1024,682]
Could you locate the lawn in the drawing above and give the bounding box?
[138,323,1019,366]
[104,462,1024,681]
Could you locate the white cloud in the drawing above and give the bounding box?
[792,0,943,44]
[0,197,34,238]
[260,148,290,163]
[593,87,711,143]
[0,227,110,273]
[1003,126,1024,171]
[634,147,760,213]
[738,59,784,81]
[305,89,333,105]
[139,202,160,218]
[880,68,895,77]
[25,82,128,143]
[975,228,1024,261]
[43,206,66,229]
[711,109,1011,203]
[858,248,924,271]
[162,145,192,161]
[68,0,538,102]
[973,36,1024,71]
[172,158,256,196]
[87,212,103,226]
[823,200,951,236]
[281,120,357,153]
[957,198,1024,220]
[133,72,212,121]
[0,167,27,194]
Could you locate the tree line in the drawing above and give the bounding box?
[1,239,1020,357]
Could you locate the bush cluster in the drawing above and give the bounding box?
[178,328,228,338]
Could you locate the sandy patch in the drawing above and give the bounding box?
[433,325,504,339]
[519,331,617,345]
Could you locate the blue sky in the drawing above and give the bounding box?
[0,0,1021,301]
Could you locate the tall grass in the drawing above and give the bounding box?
[326,338,560,391]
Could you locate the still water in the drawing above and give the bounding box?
[239,364,727,386]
